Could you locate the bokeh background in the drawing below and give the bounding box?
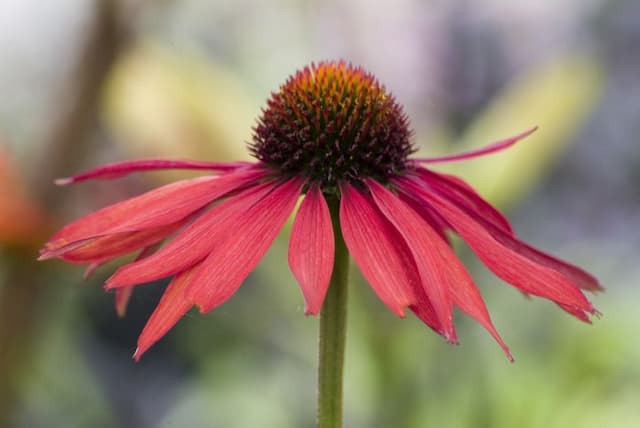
[1,0,639,427]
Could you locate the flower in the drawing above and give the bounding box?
[40,61,601,361]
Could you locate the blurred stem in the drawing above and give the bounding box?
[317,197,350,428]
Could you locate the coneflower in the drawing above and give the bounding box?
[40,60,600,428]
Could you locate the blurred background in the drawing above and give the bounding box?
[1,0,639,427]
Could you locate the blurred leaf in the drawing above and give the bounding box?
[419,55,604,207]
[102,43,259,171]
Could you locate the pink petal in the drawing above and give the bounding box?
[486,229,602,293]
[414,169,601,293]
[115,244,161,318]
[186,178,304,312]
[414,127,537,164]
[133,266,200,361]
[51,223,179,263]
[339,183,416,316]
[43,168,263,255]
[115,286,134,319]
[366,180,510,357]
[399,194,451,245]
[105,179,279,289]
[55,159,251,185]
[556,303,593,323]
[399,177,596,314]
[415,167,514,234]
[288,186,334,315]
[367,179,457,342]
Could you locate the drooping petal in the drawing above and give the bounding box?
[115,286,134,319]
[42,223,179,263]
[115,244,162,318]
[372,179,511,357]
[288,186,334,315]
[486,228,602,293]
[399,192,452,244]
[414,127,537,164]
[339,183,416,316]
[133,266,201,361]
[399,177,596,314]
[413,169,601,293]
[105,180,278,289]
[55,158,252,185]
[556,303,593,323]
[367,179,456,342]
[43,167,263,253]
[415,167,514,234]
[186,178,305,312]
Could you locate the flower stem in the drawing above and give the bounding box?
[317,197,350,428]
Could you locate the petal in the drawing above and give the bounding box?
[367,180,513,361]
[42,167,263,253]
[367,179,456,342]
[55,158,251,185]
[414,127,537,164]
[45,223,179,263]
[115,244,162,317]
[399,193,452,244]
[414,168,601,293]
[486,229,602,293]
[339,183,416,316]
[133,266,200,361]
[288,186,334,315]
[105,179,278,289]
[115,286,134,319]
[415,167,514,234]
[556,303,593,323]
[399,177,596,314]
[186,178,305,312]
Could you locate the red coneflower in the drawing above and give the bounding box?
[40,61,601,364]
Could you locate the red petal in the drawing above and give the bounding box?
[105,180,278,289]
[288,186,334,315]
[48,223,179,263]
[339,183,416,316]
[43,167,263,253]
[399,194,452,244]
[186,178,304,312]
[115,286,134,318]
[414,127,537,164]
[114,244,162,317]
[55,159,251,185]
[414,169,601,293]
[415,167,514,234]
[556,303,593,323]
[133,266,200,361]
[371,180,513,358]
[487,230,602,293]
[399,177,596,314]
[367,179,457,342]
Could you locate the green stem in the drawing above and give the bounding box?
[317,197,350,428]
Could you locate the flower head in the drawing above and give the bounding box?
[40,61,601,360]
